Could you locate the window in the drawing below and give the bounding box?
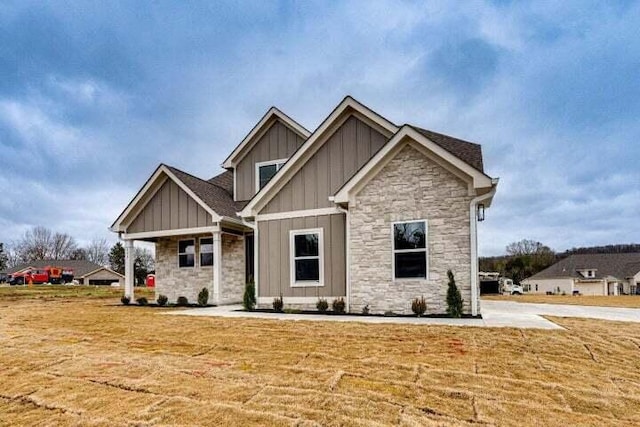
[392,220,427,279]
[200,237,213,267]
[256,159,287,191]
[290,228,323,286]
[178,239,195,268]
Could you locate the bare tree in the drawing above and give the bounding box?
[51,232,77,260]
[85,238,110,266]
[14,226,77,262]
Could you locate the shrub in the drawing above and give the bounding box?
[272,295,284,312]
[332,297,346,314]
[243,280,256,310]
[384,310,395,316]
[411,296,427,316]
[121,296,130,305]
[316,298,329,313]
[157,294,168,306]
[197,287,209,306]
[136,297,148,306]
[361,305,370,315]
[446,270,464,318]
[176,296,189,306]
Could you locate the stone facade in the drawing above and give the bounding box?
[154,233,246,305]
[349,144,474,315]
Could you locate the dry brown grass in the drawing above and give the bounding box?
[483,294,640,308]
[1,291,640,426]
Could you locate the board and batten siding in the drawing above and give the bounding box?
[128,178,212,233]
[261,116,388,214]
[236,120,306,201]
[258,214,346,298]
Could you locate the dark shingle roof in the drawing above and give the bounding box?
[410,126,484,172]
[528,253,640,281]
[7,260,121,277]
[208,170,234,196]
[165,165,243,218]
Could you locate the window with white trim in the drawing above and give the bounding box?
[256,159,286,191]
[392,220,428,279]
[290,228,323,287]
[178,239,195,268]
[200,237,213,267]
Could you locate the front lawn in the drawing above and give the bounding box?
[483,294,640,308]
[1,289,639,425]
[0,284,154,301]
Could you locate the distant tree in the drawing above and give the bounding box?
[14,226,77,262]
[0,243,8,271]
[69,248,87,260]
[85,238,110,266]
[134,247,154,285]
[109,242,125,274]
[50,232,78,260]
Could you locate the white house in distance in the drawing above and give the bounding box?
[522,253,640,296]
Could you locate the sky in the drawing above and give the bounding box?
[0,0,639,256]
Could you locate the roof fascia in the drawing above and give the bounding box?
[333,126,494,204]
[239,96,399,217]
[82,266,125,279]
[222,107,311,169]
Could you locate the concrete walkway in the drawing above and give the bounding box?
[165,303,563,329]
[482,300,640,323]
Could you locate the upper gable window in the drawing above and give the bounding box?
[256,158,287,192]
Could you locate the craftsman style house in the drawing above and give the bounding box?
[111,96,498,315]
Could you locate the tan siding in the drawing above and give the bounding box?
[262,116,388,214]
[128,179,211,233]
[236,120,305,201]
[258,214,346,298]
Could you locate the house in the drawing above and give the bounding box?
[111,96,498,315]
[522,253,640,296]
[7,260,124,286]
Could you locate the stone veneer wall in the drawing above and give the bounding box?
[219,233,245,304]
[154,233,245,305]
[349,144,474,315]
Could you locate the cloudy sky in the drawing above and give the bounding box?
[1,0,638,256]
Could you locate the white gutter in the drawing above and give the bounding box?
[469,183,498,317]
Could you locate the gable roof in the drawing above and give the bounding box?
[208,170,233,196]
[239,96,399,217]
[410,126,484,173]
[527,253,640,281]
[222,107,311,169]
[7,260,124,278]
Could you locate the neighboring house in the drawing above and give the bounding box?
[111,96,498,315]
[7,260,124,286]
[522,253,640,296]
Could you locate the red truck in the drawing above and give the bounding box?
[9,266,74,285]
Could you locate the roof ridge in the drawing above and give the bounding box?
[409,125,482,147]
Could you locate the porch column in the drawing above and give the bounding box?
[213,231,222,305]
[614,282,619,296]
[124,239,135,300]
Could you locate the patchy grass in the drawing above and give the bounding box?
[1,294,640,426]
[0,285,154,301]
[483,294,640,308]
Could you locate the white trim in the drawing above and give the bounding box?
[469,186,497,316]
[254,223,259,303]
[255,158,288,193]
[257,296,344,304]
[256,207,342,221]
[178,238,196,268]
[222,107,310,169]
[333,126,494,204]
[289,228,324,287]
[122,226,219,240]
[240,96,399,217]
[199,236,214,267]
[123,239,135,300]
[213,231,222,304]
[391,220,429,281]
[233,168,237,201]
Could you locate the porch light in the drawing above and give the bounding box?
[477,204,485,222]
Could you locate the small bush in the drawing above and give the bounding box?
[316,298,329,313]
[157,294,168,306]
[121,296,130,305]
[176,296,189,306]
[136,297,148,306]
[361,305,370,315]
[243,280,256,310]
[197,287,209,306]
[446,270,464,318]
[284,308,301,314]
[273,295,283,312]
[384,310,395,316]
[411,296,427,316]
[332,297,346,314]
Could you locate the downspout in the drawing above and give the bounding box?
[336,205,350,313]
[469,182,498,317]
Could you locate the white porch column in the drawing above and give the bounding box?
[124,239,135,300]
[614,281,619,296]
[213,231,222,305]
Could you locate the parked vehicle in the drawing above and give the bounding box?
[500,278,523,295]
[9,266,74,285]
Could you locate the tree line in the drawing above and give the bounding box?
[0,226,153,285]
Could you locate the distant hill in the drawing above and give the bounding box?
[558,244,640,257]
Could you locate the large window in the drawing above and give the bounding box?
[392,220,427,279]
[290,228,323,287]
[178,239,195,268]
[200,237,213,267]
[256,159,287,191]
